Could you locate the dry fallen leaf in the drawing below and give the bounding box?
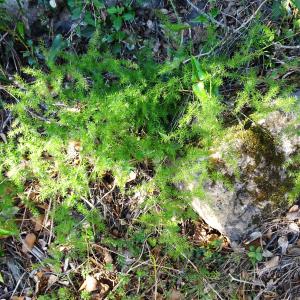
[37,203,49,210]
[103,250,113,264]
[38,239,48,251]
[101,283,110,293]
[31,215,44,231]
[36,270,45,280]
[265,228,273,240]
[170,289,183,300]
[207,234,220,244]
[288,222,299,232]
[278,236,289,254]
[258,256,280,276]
[79,279,87,291]
[47,274,58,288]
[86,275,98,292]
[98,282,110,298]
[22,233,36,253]
[11,297,25,300]
[265,256,279,269]
[127,171,137,182]
[153,40,160,53]
[262,249,273,258]
[286,211,300,221]
[0,132,7,143]
[67,140,81,159]
[246,231,262,244]
[7,160,27,178]
[288,246,300,256]
[156,294,164,300]
[63,257,69,272]
[289,205,299,213]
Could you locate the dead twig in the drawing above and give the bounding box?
[204,278,225,300]
[0,32,8,43]
[185,0,227,29]
[274,42,300,50]
[96,180,116,205]
[229,273,265,287]
[233,0,268,34]
[10,272,26,298]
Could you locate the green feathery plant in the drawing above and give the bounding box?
[0,18,299,298]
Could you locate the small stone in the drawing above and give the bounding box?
[147,20,154,29]
[160,8,169,15]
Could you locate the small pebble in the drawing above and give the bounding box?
[147,20,154,30]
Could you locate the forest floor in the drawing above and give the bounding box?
[0,0,300,299]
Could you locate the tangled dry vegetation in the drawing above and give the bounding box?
[0,0,299,299]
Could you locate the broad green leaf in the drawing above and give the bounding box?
[107,6,118,14]
[67,0,75,8]
[210,7,219,18]
[0,228,16,236]
[113,16,123,31]
[84,12,95,26]
[16,21,25,39]
[193,82,207,100]
[191,57,206,82]
[107,6,124,15]
[114,31,127,41]
[192,14,209,24]
[123,12,135,21]
[102,34,114,42]
[71,7,82,19]
[47,34,66,63]
[165,23,190,32]
[92,0,105,9]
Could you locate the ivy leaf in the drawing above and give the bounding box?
[113,16,123,31]
[123,12,135,21]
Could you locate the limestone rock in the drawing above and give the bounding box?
[190,92,300,242]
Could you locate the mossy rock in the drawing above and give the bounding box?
[191,104,299,242]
